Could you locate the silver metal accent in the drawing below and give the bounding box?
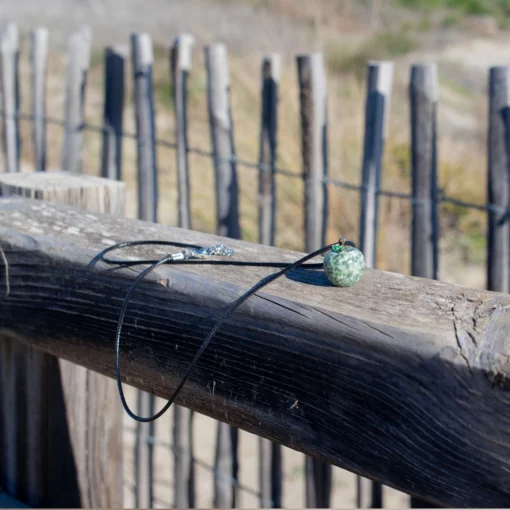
[179,244,234,260]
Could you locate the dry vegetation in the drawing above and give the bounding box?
[9,0,507,291]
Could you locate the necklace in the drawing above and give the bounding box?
[88,236,365,422]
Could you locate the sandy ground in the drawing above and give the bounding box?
[121,387,410,509]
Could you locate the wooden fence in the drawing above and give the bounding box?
[0,21,510,509]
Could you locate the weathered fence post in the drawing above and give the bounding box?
[101,46,125,181]
[0,23,20,173]
[297,53,328,254]
[0,171,124,507]
[409,63,440,508]
[61,26,91,174]
[488,66,510,293]
[131,32,158,222]
[297,52,331,509]
[30,27,49,172]
[131,31,158,509]
[356,60,393,510]
[205,42,240,508]
[257,53,282,508]
[258,53,280,248]
[171,34,194,231]
[359,61,393,268]
[205,43,240,239]
[410,62,439,282]
[170,33,195,509]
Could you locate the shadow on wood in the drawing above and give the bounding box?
[1,198,510,508]
[0,342,81,507]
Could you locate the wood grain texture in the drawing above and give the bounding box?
[257,52,282,509]
[357,61,393,508]
[1,198,510,507]
[410,62,439,281]
[171,34,193,231]
[0,174,124,507]
[409,63,440,510]
[205,43,240,239]
[170,34,195,508]
[258,54,280,248]
[0,23,20,174]
[297,53,328,254]
[30,27,49,172]
[131,33,158,222]
[61,26,91,174]
[487,66,510,293]
[206,42,241,507]
[131,33,158,507]
[359,61,393,269]
[297,52,332,509]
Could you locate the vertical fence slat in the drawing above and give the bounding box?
[297,53,328,254]
[61,26,91,174]
[205,42,240,508]
[409,62,440,507]
[132,32,158,222]
[171,33,195,509]
[171,34,194,231]
[297,52,331,509]
[356,60,393,510]
[258,53,280,247]
[170,34,195,508]
[30,27,49,172]
[359,61,393,268]
[205,43,240,239]
[487,66,510,293]
[214,422,239,508]
[131,31,158,509]
[357,476,383,508]
[0,23,20,173]
[257,52,282,509]
[173,405,194,508]
[410,62,439,281]
[101,46,125,181]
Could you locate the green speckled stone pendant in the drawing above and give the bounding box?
[324,236,365,287]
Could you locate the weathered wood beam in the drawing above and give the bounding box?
[0,197,510,508]
[0,175,124,508]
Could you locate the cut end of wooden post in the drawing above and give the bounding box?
[489,66,510,108]
[139,33,154,66]
[0,171,126,216]
[173,33,194,71]
[30,27,49,55]
[410,62,439,102]
[262,53,281,81]
[1,22,19,53]
[367,60,394,97]
[205,43,228,69]
[68,26,92,70]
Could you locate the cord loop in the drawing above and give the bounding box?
[88,239,334,422]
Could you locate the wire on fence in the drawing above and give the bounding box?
[2,110,506,217]
[123,426,267,504]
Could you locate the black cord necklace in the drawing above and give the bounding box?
[87,236,362,423]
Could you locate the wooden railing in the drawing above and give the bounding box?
[1,191,510,507]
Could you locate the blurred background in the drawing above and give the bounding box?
[4,0,506,288]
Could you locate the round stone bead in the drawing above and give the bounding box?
[323,245,365,287]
